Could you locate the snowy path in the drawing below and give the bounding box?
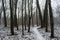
[32,27,45,40]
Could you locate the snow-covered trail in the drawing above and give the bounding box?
[32,27,45,40]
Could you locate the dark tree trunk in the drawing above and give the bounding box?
[10,0,14,35]
[0,13,1,25]
[28,0,31,32]
[43,0,48,32]
[0,7,2,25]
[36,0,43,28]
[18,8,20,26]
[24,0,27,30]
[49,0,54,38]
[31,0,34,27]
[2,0,7,27]
[14,0,18,30]
[22,0,24,35]
[36,8,38,26]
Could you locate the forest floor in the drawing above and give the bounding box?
[0,25,45,40]
[37,25,60,40]
[0,25,60,40]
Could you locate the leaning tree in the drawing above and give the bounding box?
[36,0,43,28]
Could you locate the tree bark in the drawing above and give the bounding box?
[24,0,27,30]
[28,0,31,32]
[10,0,14,35]
[49,0,54,38]
[31,0,34,26]
[22,0,24,35]
[43,0,48,32]
[15,0,18,30]
[36,8,38,26]
[36,0,43,28]
[0,13,1,25]
[2,0,7,27]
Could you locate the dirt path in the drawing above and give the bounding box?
[32,27,45,40]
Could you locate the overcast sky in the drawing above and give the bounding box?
[0,0,60,17]
[33,0,59,17]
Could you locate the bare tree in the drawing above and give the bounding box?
[24,0,27,30]
[0,7,2,25]
[10,0,14,35]
[28,0,31,32]
[0,13,1,25]
[18,8,20,26]
[43,0,48,32]
[36,0,43,28]
[36,8,38,26]
[31,0,34,26]
[49,0,54,38]
[22,0,24,35]
[2,0,7,27]
[14,0,18,30]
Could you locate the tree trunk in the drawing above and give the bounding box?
[36,8,38,26]
[18,8,20,26]
[22,0,24,35]
[10,0,14,35]
[31,0,34,27]
[28,0,30,32]
[2,0,7,27]
[49,0,54,38]
[15,0,18,30]
[0,13,1,25]
[24,0,27,30]
[43,0,48,32]
[36,0,43,28]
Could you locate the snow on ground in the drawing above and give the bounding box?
[33,27,45,40]
[0,25,46,40]
[0,25,60,40]
[37,25,60,40]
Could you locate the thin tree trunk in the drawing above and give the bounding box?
[22,0,24,35]
[36,8,38,26]
[0,7,2,25]
[15,0,18,30]
[28,0,30,32]
[0,13,1,25]
[49,0,54,38]
[31,0,34,26]
[43,0,48,32]
[10,0,14,35]
[36,0,43,28]
[2,0,7,27]
[24,0,27,30]
[18,8,20,26]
